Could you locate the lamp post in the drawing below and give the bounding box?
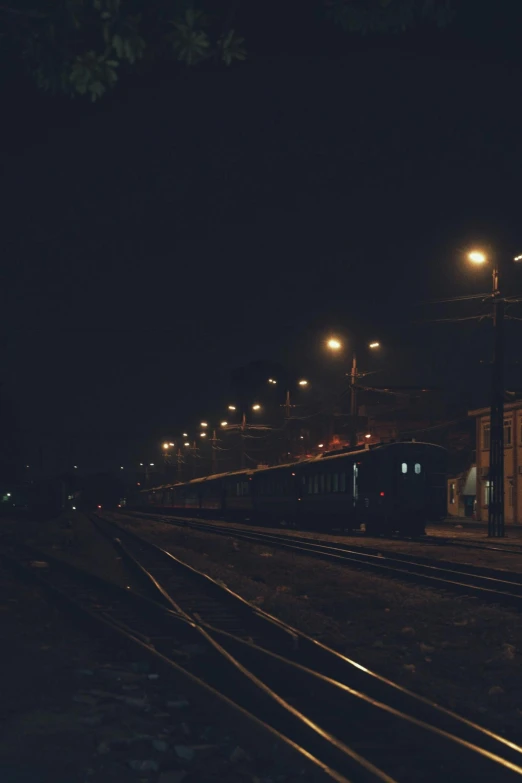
[327,337,381,448]
[468,249,504,537]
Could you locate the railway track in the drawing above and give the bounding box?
[120,511,522,608]
[89,512,522,782]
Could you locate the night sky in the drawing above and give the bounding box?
[3,1,522,474]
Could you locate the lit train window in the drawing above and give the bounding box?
[414,463,421,474]
[401,463,408,474]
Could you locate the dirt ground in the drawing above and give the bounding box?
[106,513,522,744]
[0,556,322,783]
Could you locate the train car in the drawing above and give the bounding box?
[251,464,300,526]
[139,440,446,536]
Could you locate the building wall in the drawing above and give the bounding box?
[475,406,522,525]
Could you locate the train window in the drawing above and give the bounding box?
[319,474,325,494]
[332,473,339,492]
[326,473,331,493]
[414,463,421,474]
[339,472,346,492]
[401,463,408,474]
[313,475,319,494]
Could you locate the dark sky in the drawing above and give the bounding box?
[3,1,522,474]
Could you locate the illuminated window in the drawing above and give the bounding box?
[484,481,492,505]
[504,420,512,446]
[449,483,455,504]
[483,424,490,450]
[401,463,408,474]
[414,463,421,474]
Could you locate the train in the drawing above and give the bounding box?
[138,441,447,536]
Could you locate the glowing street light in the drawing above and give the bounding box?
[182,432,188,437]
[468,249,487,264]
[200,432,207,438]
[221,421,228,427]
[200,422,208,428]
[298,379,309,386]
[318,443,324,448]
[369,342,380,349]
[327,337,342,351]
[268,378,277,384]
[184,441,190,446]
[228,405,236,411]
[162,443,169,449]
[365,433,371,439]
[149,463,155,466]
[252,404,261,411]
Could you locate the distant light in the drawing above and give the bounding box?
[73,465,78,469]
[150,463,154,466]
[298,379,308,386]
[6,493,11,497]
[318,444,324,448]
[72,506,76,510]
[118,504,121,508]
[268,378,277,384]
[169,442,175,447]
[327,338,342,351]
[97,505,102,509]
[221,421,228,427]
[369,342,380,349]
[140,463,144,466]
[468,250,487,264]
[184,442,190,446]
[379,491,385,497]
[200,432,207,437]
[136,482,141,486]
[200,422,208,428]
[515,254,522,262]
[26,465,30,468]
[120,466,124,470]
[163,443,169,449]
[300,436,304,439]
[228,405,236,411]
[252,404,261,411]
[365,433,371,439]
[183,433,188,437]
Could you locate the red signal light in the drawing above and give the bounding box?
[379,491,385,497]
[97,505,102,509]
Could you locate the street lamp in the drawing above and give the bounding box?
[298,379,309,386]
[228,405,236,411]
[221,421,228,427]
[162,443,169,450]
[252,404,261,411]
[200,422,208,428]
[200,432,207,438]
[184,441,190,446]
[327,338,342,351]
[468,248,503,536]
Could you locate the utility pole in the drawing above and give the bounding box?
[211,429,218,474]
[240,412,246,469]
[488,258,505,537]
[349,353,358,448]
[176,448,183,483]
